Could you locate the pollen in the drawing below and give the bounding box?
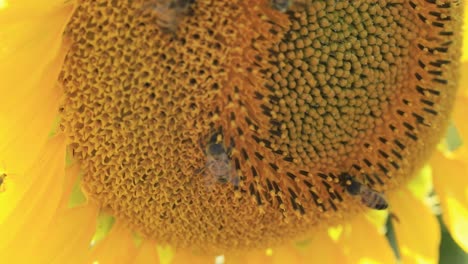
[58,0,464,253]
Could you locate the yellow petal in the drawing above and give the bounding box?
[431,151,468,252]
[133,240,160,264]
[225,249,271,264]
[171,250,215,264]
[406,165,433,202]
[365,209,389,234]
[0,0,7,9]
[88,221,138,264]
[157,245,175,264]
[453,85,468,141]
[0,202,97,264]
[227,245,300,264]
[387,188,441,264]
[0,2,74,173]
[297,231,347,263]
[0,135,66,251]
[31,204,98,264]
[338,214,396,264]
[271,244,301,264]
[0,0,67,16]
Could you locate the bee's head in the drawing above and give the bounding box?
[207,143,225,155]
[339,172,361,195]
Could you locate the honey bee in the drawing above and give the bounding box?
[196,131,240,188]
[270,0,293,12]
[340,173,388,210]
[270,0,308,12]
[0,173,6,193]
[143,0,195,34]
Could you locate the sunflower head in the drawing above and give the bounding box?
[51,0,466,254]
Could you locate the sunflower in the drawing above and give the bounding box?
[0,0,467,263]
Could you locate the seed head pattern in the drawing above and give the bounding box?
[59,0,463,253]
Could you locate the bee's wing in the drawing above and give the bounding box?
[201,168,218,192]
[359,186,372,204]
[230,174,240,187]
[229,166,241,187]
[360,195,368,206]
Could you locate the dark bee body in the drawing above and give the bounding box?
[340,173,388,210]
[359,186,388,210]
[143,0,195,33]
[0,173,6,192]
[270,0,308,12]
[205,143,232,184]
[270,0,293,12]
[197,131,239,187]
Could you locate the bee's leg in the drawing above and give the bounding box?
[226,137,235,157]
[217,176,229,184]
[194,166,205,176]
[361,173,369,185]
[227,162,240,187]
[230,172,240,188]
[198,138,203,152]
[198,136,206,154]
[206,125,221,145]
[389,212,400,224]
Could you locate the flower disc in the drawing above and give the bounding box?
[59,0,463,253]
